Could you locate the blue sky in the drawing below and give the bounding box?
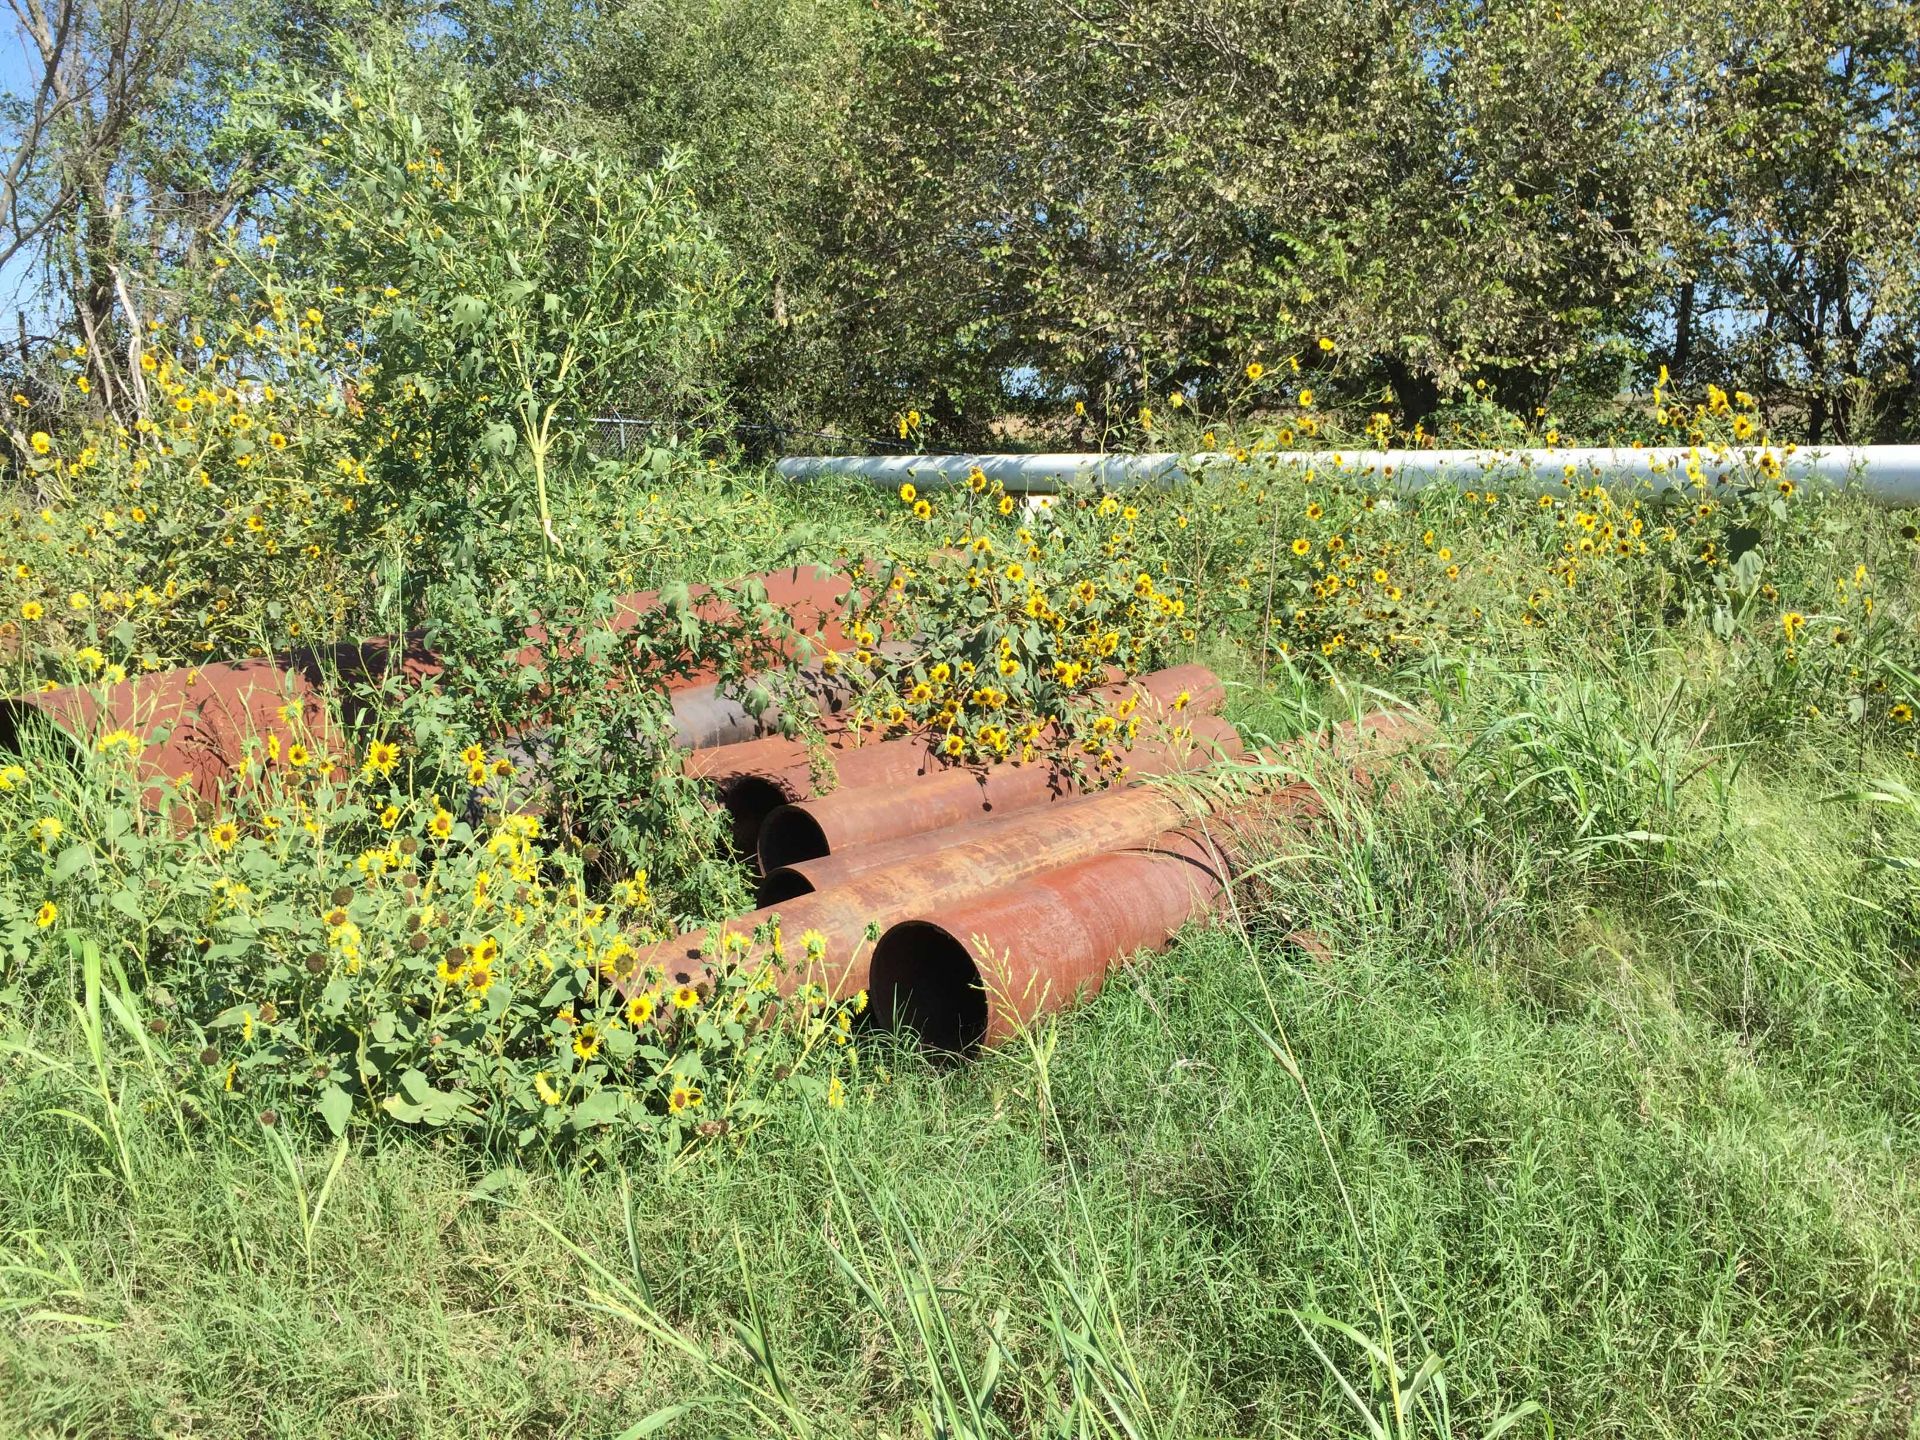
[2,19,59,326]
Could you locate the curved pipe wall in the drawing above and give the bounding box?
[778,445,1920,503]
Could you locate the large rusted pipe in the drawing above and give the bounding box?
[667,642,911,750]
[628,778,1231,1002]
[755,706,1427,904]
[0,660,337,807]
[286,565,874,716]
[865,710,1429,1050]
[755,712,1242,871]
[679,728,912,856]
[750,762,1197,904]
[685,662,1227,861]
[865,825,1238,1050]
[576,562,877,682]
[632,708,1420,1006]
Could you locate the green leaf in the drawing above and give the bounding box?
[449,294,490,330]
[568,1088,625,1129]
[52,845,92,882]
[317,1082,354,1138]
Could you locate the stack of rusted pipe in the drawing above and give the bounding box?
[650,704,1425,1053]
[0,564,869,802]
[2,556,1427,1057]
[682,662,1228,867]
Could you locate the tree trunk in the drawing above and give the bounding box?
[1673,281,1694,380]
[1380,356,1440,431]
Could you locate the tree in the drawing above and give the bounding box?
[262,52,739,568]
[1666,0,1920,441]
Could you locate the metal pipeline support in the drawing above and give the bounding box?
[776,445,1920,503]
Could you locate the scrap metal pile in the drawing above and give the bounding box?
[1,565,1421,1053]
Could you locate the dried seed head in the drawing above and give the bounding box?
[330,886,354,908]
[305,953,327,973]
[408,932,428,952]
[199,1045,220,1066]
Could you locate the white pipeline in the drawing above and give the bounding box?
[777,446,1920,505]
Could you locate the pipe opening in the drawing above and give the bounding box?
[757,804,831,870]
[867,921,989,1054]
[0,701,85,770]
[754,865,816,907]
[712,775,795,858]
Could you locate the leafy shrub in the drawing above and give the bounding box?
[0,717,861,1157]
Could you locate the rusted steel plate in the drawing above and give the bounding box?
[0,661,337,808]
[754,712,1243,871]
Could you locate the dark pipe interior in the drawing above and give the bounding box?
[754,865,816,907]
[713,775,795,858]
[757,804,831,870]
[0,701,84,769]
[866,921,989,1054]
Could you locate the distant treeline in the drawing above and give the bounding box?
[5,0,1918,447]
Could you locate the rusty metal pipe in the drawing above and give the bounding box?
[865,710,1429,1050]
[667,642,912,750]
[630,777,1232,1001]
[0,660,337,809]
[864,824,1238,1050]
[685,662,1225,861]
[755,712,1242,871]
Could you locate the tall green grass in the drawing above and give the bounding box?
[3,643,1914,1438]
